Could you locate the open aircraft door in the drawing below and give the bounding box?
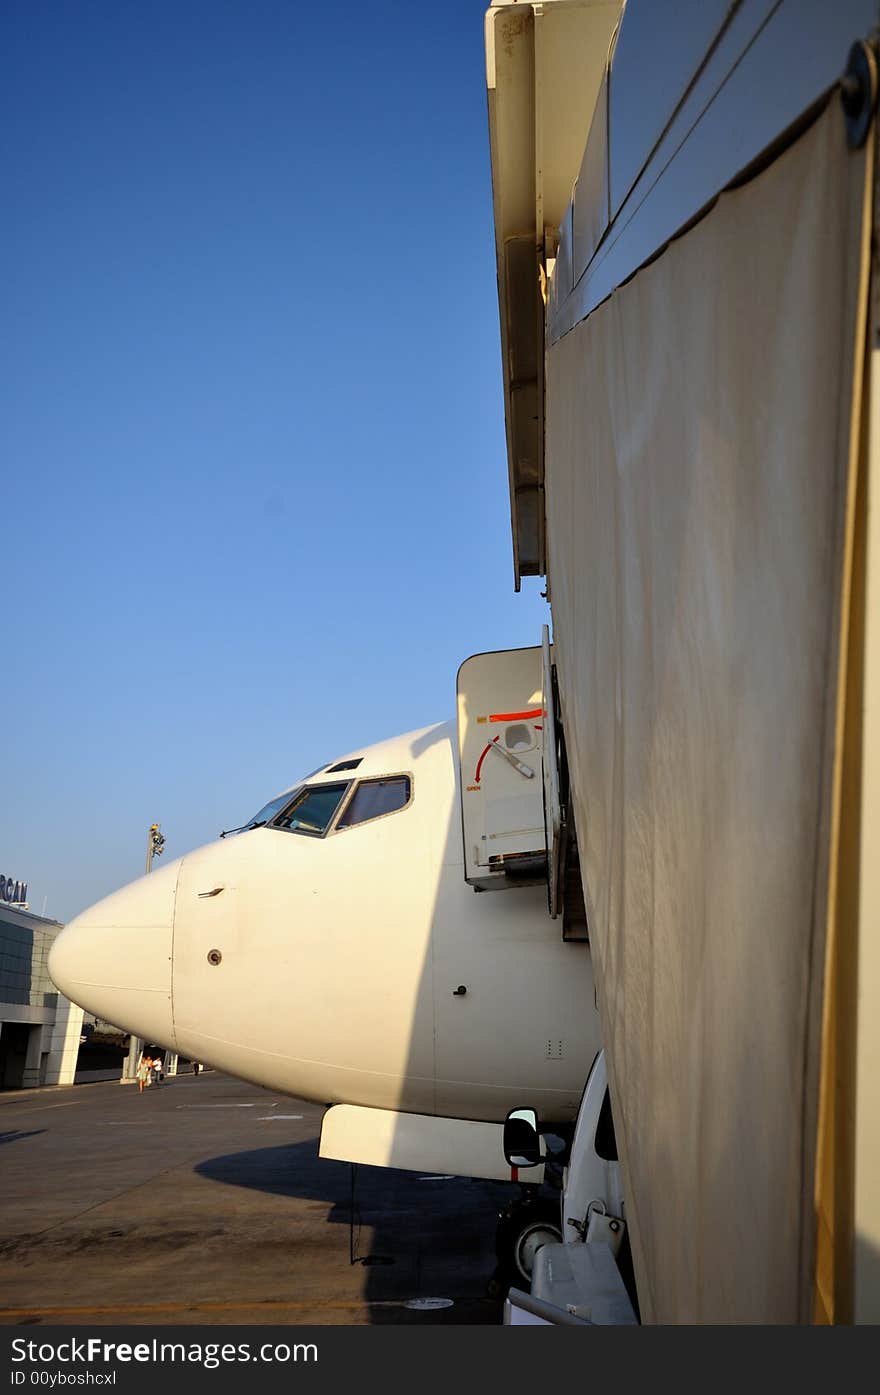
[456,638,587,938]
[457,645,548,890]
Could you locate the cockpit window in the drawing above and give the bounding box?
[337,776,411,829]
[226,764,330,837]
[247,790,300,828]
[273,782,350,836]
[220,789,300,837]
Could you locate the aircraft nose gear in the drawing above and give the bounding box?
[494,1195,562,1288]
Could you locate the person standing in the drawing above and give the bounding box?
[192,1060,200,1077]
[136,1055,151,1094]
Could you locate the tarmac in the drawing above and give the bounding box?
[0,1070,510,1325]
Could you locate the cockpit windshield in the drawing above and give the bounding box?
[220,789,301,838]
[247,790,301,829]
[223,764,331,837]
[273,783,349,835]
[223,770,409,840]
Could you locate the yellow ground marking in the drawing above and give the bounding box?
[0,1298,420,1317]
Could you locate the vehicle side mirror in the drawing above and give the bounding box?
[504,1107,541,1168]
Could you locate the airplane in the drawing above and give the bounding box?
[48,644,601,1282]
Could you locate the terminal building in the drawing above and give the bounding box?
[0,878,83,1089]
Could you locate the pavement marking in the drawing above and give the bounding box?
[0,1298,443,1318]
[256,1114,303,1120]
[0,1080,123,1106]
[0,1101,84,1115]
[418,1175,455,1181]
[175,1103,257,1109]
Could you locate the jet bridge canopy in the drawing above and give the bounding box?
[485,0,623,587]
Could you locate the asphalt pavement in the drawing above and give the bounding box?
[0,1071,510,1325]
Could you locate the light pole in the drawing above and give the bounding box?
[145,822,165,874]
[122,823,166,1083]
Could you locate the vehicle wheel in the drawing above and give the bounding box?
[495,1197,562,1287]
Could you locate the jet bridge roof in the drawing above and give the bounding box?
[485,0,623,587]
[486,0,878,588]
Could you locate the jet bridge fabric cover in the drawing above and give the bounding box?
[545,100,871,1323]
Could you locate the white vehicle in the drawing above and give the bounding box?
[49,644,599,1280]
[501,1050,637,1324]
[485,0,880,1322]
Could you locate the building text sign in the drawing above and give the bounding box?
[0,875,28,905]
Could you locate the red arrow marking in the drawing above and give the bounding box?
[475,737,500,784]
[489,708,545,722]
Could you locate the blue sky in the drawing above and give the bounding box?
[2,1,548,922]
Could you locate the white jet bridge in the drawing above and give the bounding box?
[486,0,880,1324]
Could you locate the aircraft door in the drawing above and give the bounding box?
[457,646,548,890]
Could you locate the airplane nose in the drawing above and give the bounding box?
[49,856,182,1049]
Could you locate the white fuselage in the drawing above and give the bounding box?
[49,721,599,1125]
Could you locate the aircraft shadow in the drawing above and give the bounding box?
[195,1136,511,1323]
